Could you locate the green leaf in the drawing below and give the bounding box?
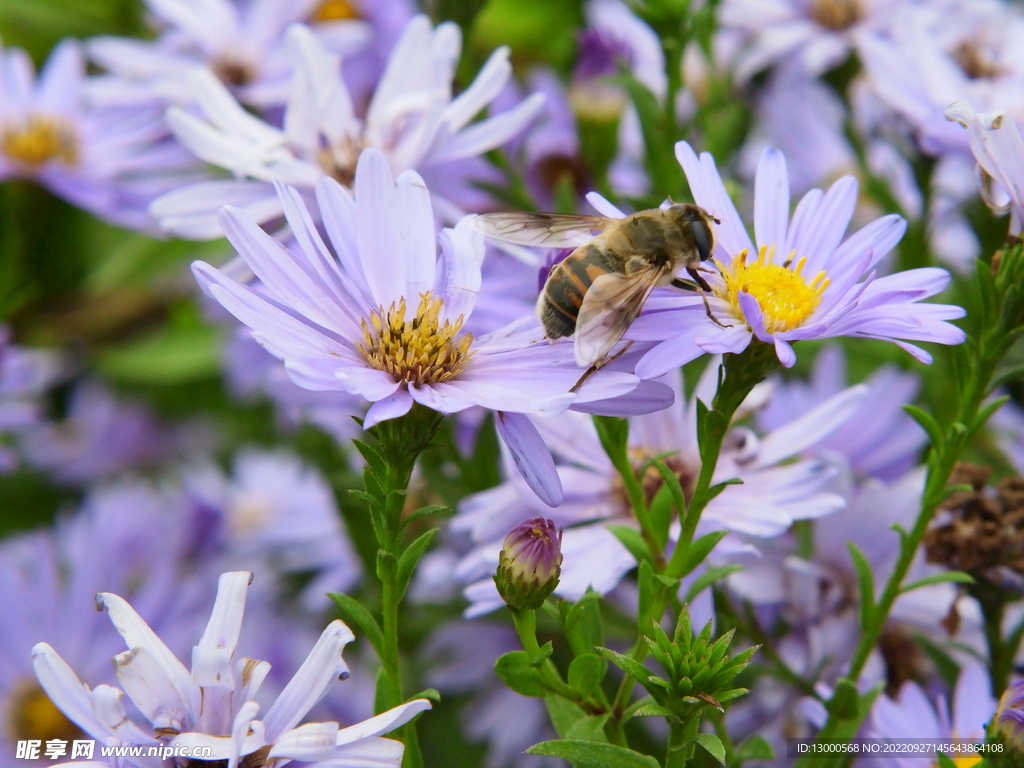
[402,504,448,528]
[328,593,384,656]
[736,736,775,762]
[651,459,687,549]
[900,571,974,594]
[648,482,674,552]
[692,733,726,765]
[607,525,652,566]
[597,647,652,684]
[683,564,743,603]
[526,740,661,768]
[568,653,607,699]
[564,713,610,742]
[825,677,860,720]
[935,753,958,768]
[408,688,441,703]
[673,531,728,578]
[630,704,675,717]
[847,542,875,630]
[495,651,550,697]
[565,590,605,657]
[903,405,944,449]
[396,528,438,600]
[545,696,590,738]
[97,313,221,384]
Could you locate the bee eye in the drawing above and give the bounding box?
[690,218,715,262]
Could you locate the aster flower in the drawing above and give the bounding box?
[0,479,215,766]
[33,571,431,768]
[627,143,966,376]
[865,659,995,768]
[756,345,926,480]
[718,0,902,79]
[996,677,1024,751]
[0,326,59,473]
[20,379,168,485]
[192,148,651,506]
[152,16,544,238]
[183,448,361,609]
[945,100,1024,235]
[454,361,865,617]
[86,0,373,109]
[0,39,199,230]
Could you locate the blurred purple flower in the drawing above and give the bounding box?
[0,40,199,230]
[152,17,544,238]
[756,345,926,480]
[87,0,374,109]
[454,362,865,617]
[183,448,361,610]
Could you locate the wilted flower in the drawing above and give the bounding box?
[946,100,1024,235]
[494,518,563,611]
[33,571,431,768]
[628,143,966,375]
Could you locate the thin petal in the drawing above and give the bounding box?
[495,411,563,507]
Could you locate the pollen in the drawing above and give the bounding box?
[358,293,474,386]
[313,0,361,20]
[716,245,829,334]
[1,115,78,166]
[810,0,862,31]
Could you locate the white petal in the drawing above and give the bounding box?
[192,572,252,689]
[334,701,433,746]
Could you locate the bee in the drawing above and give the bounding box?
[471,204,726,374]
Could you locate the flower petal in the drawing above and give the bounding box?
[495,411,563,507]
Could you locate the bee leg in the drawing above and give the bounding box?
[569,342,634,393]
[685,266,713,293]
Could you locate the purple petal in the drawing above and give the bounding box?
[363,388,414,428]
[753,147,790,250]
[495,412,563,507]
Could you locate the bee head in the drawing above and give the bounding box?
[669,205,717,262]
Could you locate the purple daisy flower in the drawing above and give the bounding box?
[628,142,966,376]
[0,40,199,231]
[193,147,654,506]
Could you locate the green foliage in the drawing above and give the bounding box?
[526,740,661,768]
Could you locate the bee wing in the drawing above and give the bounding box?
[469,212,614,247]
[574,267,667,368]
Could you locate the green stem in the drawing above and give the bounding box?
[609,344,779,741]
[973,578,1012,697]
[510,607,600,707]
[362,404,445,768]
[665,717,698,768]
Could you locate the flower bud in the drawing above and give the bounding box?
[494,517,563,611]
[996,678,1024,751]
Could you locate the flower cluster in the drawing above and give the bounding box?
[7,0,1024,766]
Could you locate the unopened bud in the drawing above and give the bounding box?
[996,678,1024,751]
[494,517,563,611]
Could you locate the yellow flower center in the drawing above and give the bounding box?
[7,681,82,742]
[810,0,863,31]
[2,116,78,166]
[715,245,829,334]
[358,293,474,386]
[313,0,361,21]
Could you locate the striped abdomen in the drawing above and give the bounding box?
[537,242,621,338]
